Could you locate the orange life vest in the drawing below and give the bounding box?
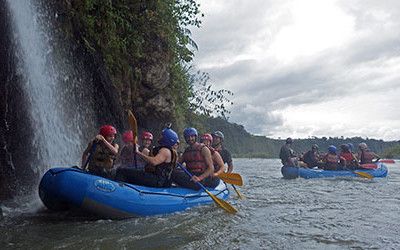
[340,152,353,162]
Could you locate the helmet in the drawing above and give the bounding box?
[183,127,198,142]
[286,137,293,144]
[212,131,225,141]
[122,131,133,143]
[348,143,354,152]
[340,144,349,152]
[159,128,179,147]
[141,131,153,141]
[328,145,337,154]
[359,142,368,150]
[99,125,117,137]
[200,133,213,143]
[311,144,319,150]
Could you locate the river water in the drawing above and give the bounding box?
[1,158,399,249]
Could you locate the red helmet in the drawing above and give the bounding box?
[200,133,213,143]
[141,131,153,141]
[99,125,117,137]
[122,131,134,143]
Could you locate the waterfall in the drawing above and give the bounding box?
[5,0,95,182]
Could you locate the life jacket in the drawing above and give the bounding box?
[324,153,339,170]
[144,146,177,180]
[360,150,375,164]
[340,152,354,162]
[89,140,116,170]
[182,143,208,173]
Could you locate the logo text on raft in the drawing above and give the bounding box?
[94,179,116,192]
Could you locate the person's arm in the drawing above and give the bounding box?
[373,152,381,162]
[213,152,226,176]
[192,146,214,182]
[141,147,150,156]
[95,134,119,155]
[137,148,170,166]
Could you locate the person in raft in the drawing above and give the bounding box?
[139,131,154,157]
[339,144,359,169]
[172,127,219,190]
[212,131,234,173]
[279,137,299,167]
[302,144,321,168]
[200,133,226,177]
[114,127,179,188]
[358,142,380,164]
[116,130,154,170]
[322,145,346,170]
[81,125,119,178]
[115,130,135,168]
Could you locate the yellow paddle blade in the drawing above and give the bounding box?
[205,190,237,214]
[218,172,243,186]
[354,171,373,179]
[128,110,138,143]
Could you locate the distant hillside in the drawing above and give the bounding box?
[193,116,400,158]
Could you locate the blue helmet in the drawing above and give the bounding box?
[183,127,198,142]
[328,145,337,154]
[159,128,179,147]
[347,143,354,152]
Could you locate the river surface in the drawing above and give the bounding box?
[1,159,400,249]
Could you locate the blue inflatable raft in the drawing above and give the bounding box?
[39,167,230,219]
[281,162,388,179]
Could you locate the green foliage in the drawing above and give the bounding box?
[187,115,400,158]
[382,144,400,158]
[189,70,234,118]
[67,0,202,93]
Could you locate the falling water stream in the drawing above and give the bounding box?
[4,0,95,213]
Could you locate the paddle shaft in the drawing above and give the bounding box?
[231,184,244,199]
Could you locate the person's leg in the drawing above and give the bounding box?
[171,170,201,190]
[202,176,220,189]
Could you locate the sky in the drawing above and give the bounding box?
[190,0,400,141]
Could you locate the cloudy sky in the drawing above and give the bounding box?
[191,0,400,141]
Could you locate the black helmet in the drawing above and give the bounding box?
[212,131,225,141]
[286,137,293,144]
[311,144,319,150]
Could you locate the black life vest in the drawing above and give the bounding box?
[144,146,177,179]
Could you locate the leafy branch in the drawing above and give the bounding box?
[189,70,234,119]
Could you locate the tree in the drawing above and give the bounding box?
[188,70,233,119]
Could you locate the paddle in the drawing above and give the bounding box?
[128,110,138,167]
[217,172,243,186]
[231,184,245,199]
[379,159,395,164]
[217,172,245,199]
[353,170,373,179]
[177,163,237,214]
